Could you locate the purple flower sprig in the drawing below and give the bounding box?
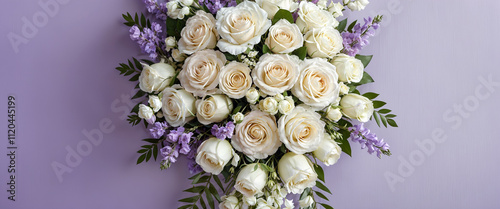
[211,121,235,140]
[341,15,383,56]
[348,123,391,158]
[129,22,165,60]
[144,0,168,20]
[148,122,169,139]
[198,0,237,14]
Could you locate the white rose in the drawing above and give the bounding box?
[284,199,294,209]
[232,111,282,159]
[278,99,294,115]
[220,195,240,209]
[138,104,155,124]
[325,106,342,122]
[299,196,314,208]
[278,106,325,154]
[148,95,162,112]
[304,27,343,58]
[296,1,339,33]
[219,62,253,99]
[278,152,318,194]
[232,112,245,123]
[243,196,257,206]
[292,58,340,110]
[179,49,226,97]
[196,137,235,175]
[166,1,187,19]
[178,11,218,55]
[347,0,369,11]
[196,95,233,125]
[256,199,273,209]
[313,135,342,166]
[340,93,374,122]
[216,1,272,55]
[264,19,303,54]
[252,54,300,96]
[338,82,349,95]
[256,0,298,19]
[179,0,193,6]
[165,36,176,51]
[328,2,344,18]
[246,88,260,104]
[258,97,278,115]
[172,49,187,62]
[274,94,284,102]
[139,62,176,93]
[235,164,268,197]
[161,87,197,127]
[331,54,364,83]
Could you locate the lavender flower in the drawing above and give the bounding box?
[211,121,235,140]
[129,22,164,59]
[148,122,169,139]
[166,126,185,143]
[179,132,194,155]
[348,123,391,158]
[341,16,382,56]
[199,0,237,14]
[144,0,168,20]
[186,140,203,174]
[160,145,179,163]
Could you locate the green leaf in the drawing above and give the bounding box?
[262,44,271,54]
[386,114,397,118]
[315,191,329,201]
[128,74,140,82]
[373,112,381,127]
[313,164,325,182]
[372,100,387,108]
[140,13,147,28]
[143,138,160,143]
[315,181,332,194]
[355,54,373,68]
[137,149,148,153]
[380,114,388,128]
[337,130,352,157]
[362,92,379,100]
[169,70,181,87]
[354,72,374,85]
[213,175,224,192]
[378,109,391,114]
[189,172,204,180]
[145,150,152,162]
[152,144,158,161]
[205,189,215,209]
[292,46,307,60]
[199,196,207,209]
[347,20,358,32]
[337,18,347,32]
[320,203,335,209]
[272,9,294,24]
[179,196,199,203]
[131,90,146,99]
[387,119,398,127]
[184,186,205,193]
[299,188,311,200]
[196,176,211,184]
[224,52,238,62]
[136,154,146,164]
[209,184,221,202]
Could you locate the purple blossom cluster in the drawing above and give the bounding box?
[153,124,198,169]
[129,22,164,60]
[198,0,237,14]
[149,122,169,139]
[348,123,390,158]
[211,121,235,140]
[144,0,168,20]
[341,16,381,56]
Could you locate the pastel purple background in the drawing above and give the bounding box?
[1,0,500,209]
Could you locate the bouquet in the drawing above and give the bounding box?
[116,0,397,208]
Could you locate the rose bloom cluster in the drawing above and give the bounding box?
[133,0,377,208]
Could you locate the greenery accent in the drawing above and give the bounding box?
[136,138,161,164]
[178,172,223,209]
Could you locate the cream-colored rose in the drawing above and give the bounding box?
[292,58,340,110]
[340,93,374,122]
[256,0,298,19]
[246,88,260,104]
[331,54,364,83]
[299,196,314,208]
[326,106,342,122]
[148,95,162,112]
[138,104,155,124]
[196,95,233,125]
[278,152,318,194]
[338,82,349,95]
[165,37,176,51]
[219,62,253,99]
[232,111,281,159]
[278,106,325,154]
[296,1,339,33]
[347,0,369,11]
[161,87,197,127]
[216,1,272,55]
[178,11,218,55]
[232,112,245,123]
[258,97,278,115]
[235,164,268,197]
[252,54,300,96]
[139,62,176,93]
[265,19,303,54]
[313,135,342,166]
[304,27,343,58]
[179,49,226,97]
[166,1,189,19]
[278,99,294,115]
[220,195,240,209]
[243,196,257,206]
[172,49,187,62]
[328,2,344,18]
[196,137,235,175]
